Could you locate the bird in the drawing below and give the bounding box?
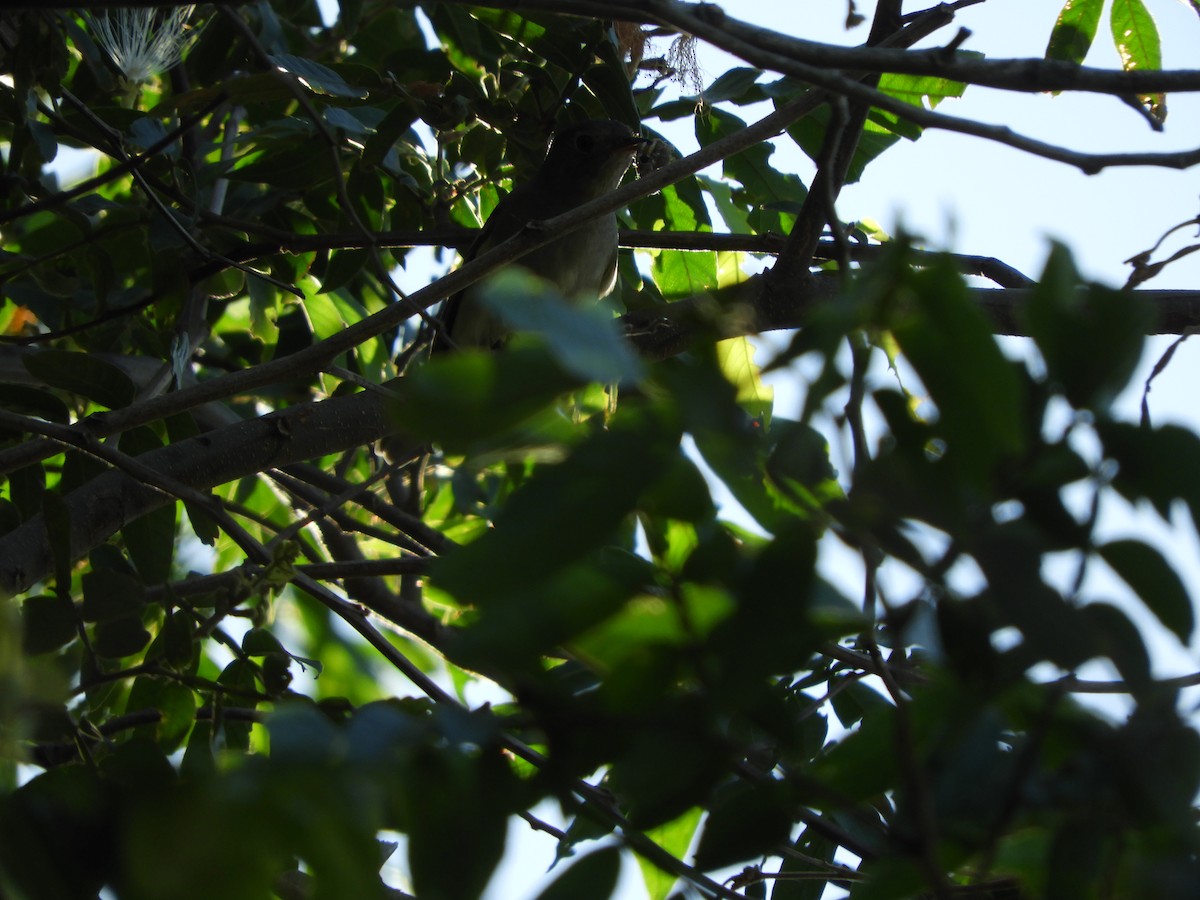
[436,118,647,350]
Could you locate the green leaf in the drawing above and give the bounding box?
[651,182,717,298]
[119,429,177,585]
[199,267,245,302]
[1046,0,1105,64]
[93,614,152,659]
[582,57,642,126]
[772,830,838,900]
[877,72,967,112]
[323,106,372,136]
[81,568,146,622]
[0,384,70,423]
[573,583,734,673]
[1110,0,1165,124]
[693,782,794,871]
[609,721,729,829]
[7,462,45,522]
[216,660,260,751]
[180,719,216,781]
[1024,245,1154,412]
[765,419,841,509]
[43,491,73,590]
[535,847,621,900]
[166,415,221,547]
[120,501,176,592]
[974,524,1098,668]
[20,350,136,409]
[1099,539,1193,642]
[1110,0,1162,72]
[850,73,968,177]
[146,610,197,671]
[0,766,115,897]
[785,81,968,184]
[242,628,287,657]
[230,143,333,190]
[1083,602,1152,690]
[126,676,197,753]
[700,108,808,224]
[812,701,899,801]
[406,744,513,900]
[716,337,773,421]
[1098,422,1200,535]
[392,345,584,451]
[640,457,717,530]
[320,247,371,294]
[1113,704,1200,829]
[890,259,1026,484]
[636,808,702,900]
[268,53,368,98]
[426,3,504,73]
[701,67,766,104]
[21,594,78,655]
[480,270,645,384]
[267,704,343,764]
[302,289,347,341]
[697,174,752,235]
[182,500,221,547]
[829,679,891,731]
[433,404,676,604]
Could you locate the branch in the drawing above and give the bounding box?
[1059,670,1200,693]
[41,0,1200,94]
[421,0,1200,95]
[771,0,900,285]
[0,88,829,480]
[0,95,223,227]
[626,277,1200,359]
[645,0,1200,94]
[652,9,1200,173]
[0,383,412,595]
[98,226,1035,290]
[7,274,1200,593]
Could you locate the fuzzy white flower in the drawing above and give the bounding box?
[89,6,197,87]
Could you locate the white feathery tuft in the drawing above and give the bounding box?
[89,6,198,87]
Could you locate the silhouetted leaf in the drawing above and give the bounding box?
[1023,245,1154,412]
[268,53,368,98]
[535,847,621,900]
[21,594,78,655]
[693,782,794,871]
[20,351,136,409]
[1099,539,1194,642]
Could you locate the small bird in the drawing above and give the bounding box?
[438,118,647,350]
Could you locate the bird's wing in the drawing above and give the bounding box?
[433,183,540,351]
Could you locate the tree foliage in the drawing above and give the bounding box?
[2,1,1200,898]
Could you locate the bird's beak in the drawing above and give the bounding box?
[620,136,651,157]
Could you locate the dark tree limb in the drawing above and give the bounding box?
[0,383,415,596]
[4,274,1200,592]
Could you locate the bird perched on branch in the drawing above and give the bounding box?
[437,118,647,350]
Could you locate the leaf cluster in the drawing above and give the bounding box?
[1,2,1200,900]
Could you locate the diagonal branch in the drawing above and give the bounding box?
[0,90,830,477]
[6,275,1200,594]
[427,0,1200,95]
[0,382,412,596]
[40,0,1200,94]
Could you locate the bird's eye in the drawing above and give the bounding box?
[575,134,595,152]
